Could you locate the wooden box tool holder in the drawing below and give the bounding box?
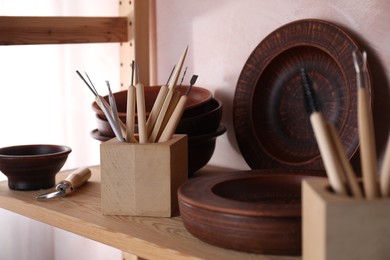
[303,178,390,260]
[100,135,188,217]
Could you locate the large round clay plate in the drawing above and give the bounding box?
[234,19,371,170]
[178,169,325,255]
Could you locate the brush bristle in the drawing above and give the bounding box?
[301,68,320,113]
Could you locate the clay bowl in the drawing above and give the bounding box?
[92,85,213,121]
[187,125,226,175]
[90,125,226,175]
[0,144,72,190]
[178,98,222,136]
[178,169,325,255]
[95,97,223,137]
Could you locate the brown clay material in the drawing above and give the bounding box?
[178,170,325,255]
[95,98,223,137]
[91,85,212,121]
[0,144,71,190]
[233,19,372,171]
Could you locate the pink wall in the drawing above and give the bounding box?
[152,0,390,170]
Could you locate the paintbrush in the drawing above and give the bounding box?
[353,51,380,199]
[301,68,347,195]
[149,46,189,142]
[159,75,198,142]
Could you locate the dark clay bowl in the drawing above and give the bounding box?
[91,86,213,121]
[95,97,223,137]
[178,98,222,136]
[0,144,71,190]
[178,169,325,255]
[90,125,226,175]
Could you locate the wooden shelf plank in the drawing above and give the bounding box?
[0,166,299,260]
[0,16,128,45]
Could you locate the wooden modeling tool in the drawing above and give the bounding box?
[353,51,379,199]
[135,63,148,143]
[380,134,390,197]
[146,65,175,138]
[126,61,136,143]
[149,46,189,142]
[158,67,188,139]
[327,123,363,197]
[301,68,347,195]
[159,75,198,142]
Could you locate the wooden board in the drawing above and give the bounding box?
[303,178,390,260]
[0,166,299,260]
[0,16,127,45]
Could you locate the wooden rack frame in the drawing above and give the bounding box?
[0,1,151,259]
[0,0,150,85]
[0,16,128,45]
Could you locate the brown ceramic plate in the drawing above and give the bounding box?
[234,19,371,170]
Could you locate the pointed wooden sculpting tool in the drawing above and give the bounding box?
[353,51,379,199]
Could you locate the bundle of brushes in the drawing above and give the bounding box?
[302,50,390,199]
[77,46,198,144]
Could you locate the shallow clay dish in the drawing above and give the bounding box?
[233,19,372,171]
[178,169,325,255]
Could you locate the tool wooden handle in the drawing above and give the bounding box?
[311,112,347,195]
[149,89,174,142]
[167,46,188,90]
[64,167,91,190]
[126,86,136,143]
[327,123,363,198]
[380,135,390,197]
[358,87,379,199]
[146,85,168,137]
[158,90,181,139]
[159,95,187,142]
[136,83,147,143]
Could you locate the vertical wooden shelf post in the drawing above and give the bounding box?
[119,0,150,88]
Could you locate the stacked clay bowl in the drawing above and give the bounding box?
[91,85,225,175]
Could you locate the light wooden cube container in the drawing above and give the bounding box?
[303,178,390,260]
[100,135,188,217]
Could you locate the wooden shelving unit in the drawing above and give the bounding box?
[0,16,128,45]
[0,2,300,259]
[0,166,300,260]
[0,0,150,85]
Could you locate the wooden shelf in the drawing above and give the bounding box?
[0,166,300,260]
[0,16,128,45]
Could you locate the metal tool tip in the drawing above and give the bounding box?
[190,75,198,86]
